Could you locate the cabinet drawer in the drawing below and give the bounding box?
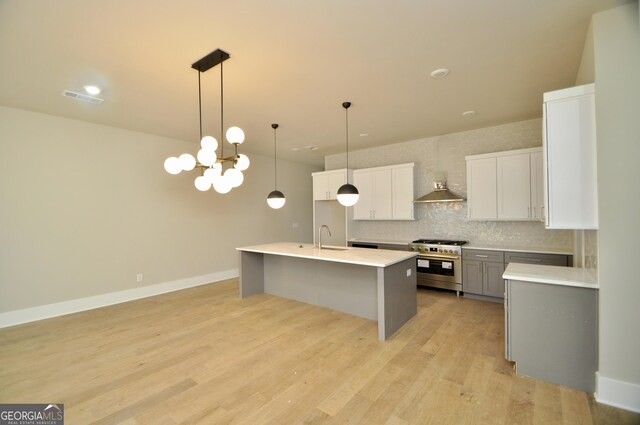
[505,252,569,267]
[463,249,504,263]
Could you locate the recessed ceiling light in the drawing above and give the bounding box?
[462,110,476,117]
[359,133,368,137]
[83,85,101,95]
[430,68,450,79]
[291,148,300,151]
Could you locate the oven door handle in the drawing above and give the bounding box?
[417,254,460,261]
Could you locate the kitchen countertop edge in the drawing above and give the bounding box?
[237,242,417,268]
[503,263,599,289]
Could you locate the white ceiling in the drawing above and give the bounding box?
[0,0,629,166]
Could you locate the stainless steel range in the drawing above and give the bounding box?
[409,239,468,296]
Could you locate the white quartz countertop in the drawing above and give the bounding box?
[237,242,417,267]
[348,238,411,246]
[463,243,573,255]
[503,263,599,289]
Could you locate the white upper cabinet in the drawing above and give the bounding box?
[543,84,598,229]
[353,169,392,220]
[467,157,498,220]
[392,165,415,220]
[352,163,414,220]
[497,153,531,220]
[466,148,542,221]
[312,169,349,201]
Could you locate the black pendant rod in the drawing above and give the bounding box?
[198,71,203,141]
[220,60,224,162]
[343,102,351,183]
[272,123,279,189]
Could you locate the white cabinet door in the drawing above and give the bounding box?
[392,166,414,220]
[312,170,347,200]
[327,171,347,200]
[544,84,598,229]
[313,174,329,200]
[467,157,497,220]
[530,151,544,221]
[353,171,374,219]
[372,169,392,219]
[497,154,531,220]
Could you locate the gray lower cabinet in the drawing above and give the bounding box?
[463,248,573,300]
[462,249,506,299]
[505,279,597,392]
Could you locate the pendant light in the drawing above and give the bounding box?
[267,123,286,209]
[337,101,359,206]
[163,49,249,193]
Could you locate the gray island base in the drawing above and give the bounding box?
[237,243,417,341]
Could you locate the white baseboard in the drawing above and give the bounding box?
[596,372,640,413]
[0,269,239,329]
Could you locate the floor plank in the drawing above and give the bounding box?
[1,280,638,425]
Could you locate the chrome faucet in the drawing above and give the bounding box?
[317,225,331,249]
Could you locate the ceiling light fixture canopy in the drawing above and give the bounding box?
[267,123,286,209]
[336,101,359,207]
[163,49,249,193]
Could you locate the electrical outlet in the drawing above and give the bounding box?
[136,273,143,283]
[406,269,412,277]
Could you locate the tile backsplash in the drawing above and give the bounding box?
[325,118,574,250]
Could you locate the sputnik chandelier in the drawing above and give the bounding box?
[164,49,249,193]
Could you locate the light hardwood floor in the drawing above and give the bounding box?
[1,279,638,425]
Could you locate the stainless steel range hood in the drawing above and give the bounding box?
[414,182,465,203]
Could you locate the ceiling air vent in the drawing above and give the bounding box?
[62,90,104,105]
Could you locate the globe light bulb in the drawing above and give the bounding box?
[337,183,360,207]
[194,175,211,191]
[226,126,245,144]
[179,153,196,171]
[267,190,286,209]
[212,173,232,194]
[197,148,217,167]
[200,135,218,151]
[234,154,250,171]
[224,168,244,188]
[164,157,182,174]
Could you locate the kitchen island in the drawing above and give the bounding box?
[236,242,417,341]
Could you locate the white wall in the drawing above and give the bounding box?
[0,106,320,314]
[575,20,595,86]
[326,119,573,249]
[592,2,640,412]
